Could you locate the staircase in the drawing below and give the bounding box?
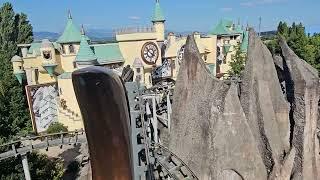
[56,97,82,122]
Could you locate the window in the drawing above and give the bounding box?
[69,44,75,54]
[204,55,207,62]
[73,61,77,68]
[18,66,22,70]
[136,68,141,73]
[62,46,66,54]
[34,69,39,82]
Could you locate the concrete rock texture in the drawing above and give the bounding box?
[169,31,320,179]
[169,35,266,180]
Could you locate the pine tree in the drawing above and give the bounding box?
[0,2,63,179]
[0,2,31,141]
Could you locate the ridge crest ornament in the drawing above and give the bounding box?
[141,41,159,65]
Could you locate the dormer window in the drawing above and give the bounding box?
[69,44,75,54]
[43,50,52,60]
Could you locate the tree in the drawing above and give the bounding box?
[0,153,64,180]
[0,2,64,179]
[47,122,68,134]
[0,2,32,141]
[227,45,246,77]
[266,21,320,73]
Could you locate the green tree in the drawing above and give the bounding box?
[266,21,320,73]
[47,122,68,134]
[0,3,64,179]
[228,46,246,77]
[0,152,64,180]
[0,2,32,141]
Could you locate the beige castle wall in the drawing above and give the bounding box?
[57,78,83,131]
[116,32,158,42]
[153,22,165,41]
[60,54,76,72]
[118,39,162,86]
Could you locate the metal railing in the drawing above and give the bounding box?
[0,130,86,161]
[115,26,155,35]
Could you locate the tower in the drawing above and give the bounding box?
[57,10,84,55]
[74,25,98,69]
[152,0,165,42]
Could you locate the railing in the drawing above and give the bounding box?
[115,26,155,35]
[0,130,86,161]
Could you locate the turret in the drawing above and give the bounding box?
[132,58,144,84]
[11,55,26,84]
[152,0,165,41]
[57,10,85,55]
[74,25,98,69]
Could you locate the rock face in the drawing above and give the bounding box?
[169,35,266,179]
[279,37,320,180]
[169,30,320,179]
[240,30,290,176]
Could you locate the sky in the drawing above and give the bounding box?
[1,0,319,34]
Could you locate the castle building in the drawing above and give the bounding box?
[11,0,248,133]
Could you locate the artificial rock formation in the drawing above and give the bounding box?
[169,30,320,180]
[240,30,290,177]
[169,35,266,180]
[279,37,320,180]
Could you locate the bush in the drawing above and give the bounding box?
[46,122,68,134]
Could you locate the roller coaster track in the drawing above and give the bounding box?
[152,143,198,180]
[0,82,198,179]
[0,130,86,161]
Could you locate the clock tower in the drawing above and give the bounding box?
[152,0,165,42]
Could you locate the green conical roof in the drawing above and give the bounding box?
[152,0,165,22]
[240,30,249,53]
[75,32,98,65]
[210,20,231,35]
[210,19,243,35]
[57,14,82,43]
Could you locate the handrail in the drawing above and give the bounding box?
[0,130,84,148]
[0,130,86,161]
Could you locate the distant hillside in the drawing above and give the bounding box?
[260,30,277,40]
[34,32,60,41]
[34,28,115,42]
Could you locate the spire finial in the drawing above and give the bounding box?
[81,24,85,35]
[68,9,72,19]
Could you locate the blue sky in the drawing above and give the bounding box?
[1,0,320,34]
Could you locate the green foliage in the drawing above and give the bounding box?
[227,45,246,77]
[0,2,33,141]
[265,21,320,73]
[46,122,68,134]
[66,160,80,173]
[0,152,64,180]
[0,2,64,179]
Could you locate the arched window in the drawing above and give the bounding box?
[69,44,75,54]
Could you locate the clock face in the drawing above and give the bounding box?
[177,45,185,65]
[141,42,159,65]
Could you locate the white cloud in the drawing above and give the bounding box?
[128,16,141,20]
[240,0,286,7]
[220,7,233,12]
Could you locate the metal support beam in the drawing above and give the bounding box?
[21,154,31,180]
